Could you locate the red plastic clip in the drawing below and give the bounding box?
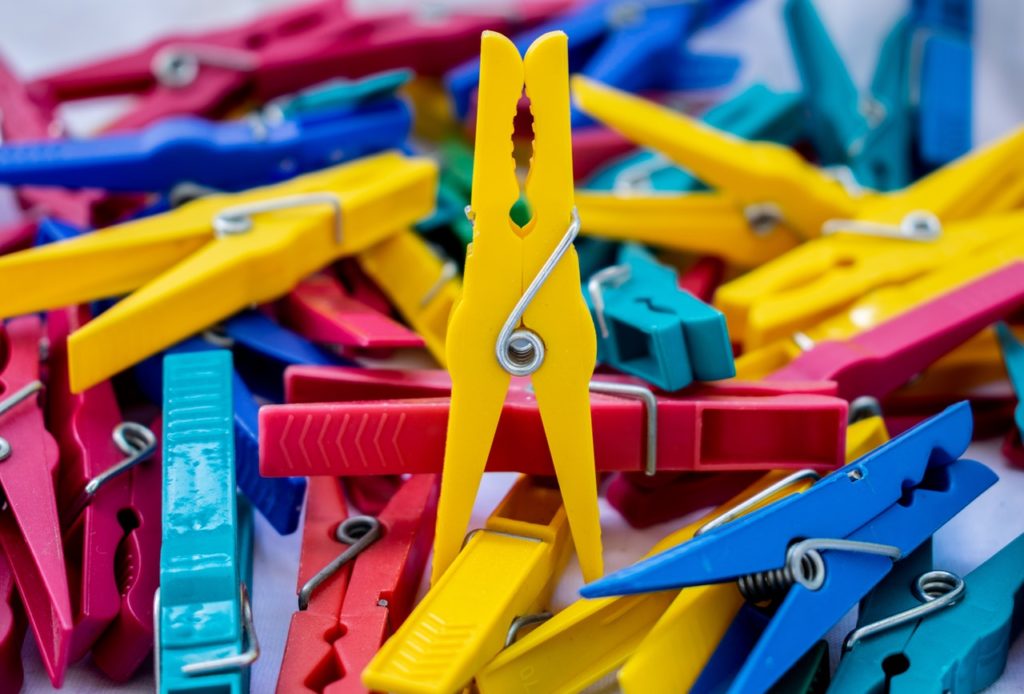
[0,316,70,686]
[259,367,847,478]
[678,255,725,303]
[768,262,1024,401]
[46,306,161,681]
[276,474,438,693]
[282,272,423,351]
[606,470,763,529]
[0,550,26,694]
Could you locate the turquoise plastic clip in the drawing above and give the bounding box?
[831,533,1024,693]
[156,350,256,694]
[584,83,804,192]
[996,323,1024,438]
[784,0,913,191]
[585,244,734,391]
[264,69,412,122]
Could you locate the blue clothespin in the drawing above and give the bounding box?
[156,350,257,694]
[581,402,997,694]
[0,77,410,194]
[446,0,745,128]
[584,83,804,192]
[784,0,913,191]
[831,532,1024,693]
[912,0,973,166]
[996,322,1024,438]
[585,244,734,391]
[35,216,85,245]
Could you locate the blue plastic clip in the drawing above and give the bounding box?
[581,402,997,694]
[585,244,734,391]
[584,83,804,192]
[784,0,913,191]
[831,532,1024,693]
[996,322,1024,438]
[912,0,973,166]
[156,350,256,694]
[0,77,410,194]
[446,0,745,127]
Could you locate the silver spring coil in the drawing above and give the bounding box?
[737,550,824,602]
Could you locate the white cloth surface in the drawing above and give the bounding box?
[0,0,1022,691]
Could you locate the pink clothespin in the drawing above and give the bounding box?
[282,272,424,351]
[768,262,1024,401]
[0,550,26,694]
[46,306,162,681]
[0,316,70,686]
[678,256,725,303]
[0,219,37,256]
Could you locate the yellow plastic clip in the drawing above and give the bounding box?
[434,31,601,583]
[0,152,436,391]
[357,228,462,365]
[362,476,572,694]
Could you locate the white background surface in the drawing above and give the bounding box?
[1,0,1023,691]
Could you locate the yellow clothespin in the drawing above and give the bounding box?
[362,476,572,694]
[433,31,601,583]
[357,228,462,365]
[0,152,436,391]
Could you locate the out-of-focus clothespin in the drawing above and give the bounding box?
[363,476,572,694]
[30,0,570,131]
[262,68,412,121]
[156,350,257,694]
[0,316,71,686]
[582,402,995,693]
[0,151,436,392]
[47,306,161,680]
[259,367,848,477]
[784,0,913,191]
[446,0,745,128]
[275,474,438,693]
[0,78,411,194]
[832,531,1024,693]
[586,243,734,390]
[996,322,1024,464]
[433,31,603,583]
[0,551,25,694]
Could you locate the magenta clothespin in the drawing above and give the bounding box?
[47,306,161,681]
[282,272,423,351]
[768,262,1024,401]
[0,550,26,694]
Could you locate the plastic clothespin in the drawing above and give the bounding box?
[832,531,1024,693]
[996,322,1024,437]
[157,350,256,694]
[275,474,438,693]
[356,228,462,366]
[581,402,996,693]
[0,151,436,392]
[0,89,411,194]
[433,31,603,583]
[0,551,26,694]
[262,68,412,121]
[767,262,1024,400]
[583,83,804,193]
[30,1,570,131]
[586,243,734,391]
[784,0,913,191]
[0,219,37,255]
[259,367,848,477]
[364,475,572,694]
[913,0,973,167]
[0,316,71,686]
[282,271,424,351]
[46,306,161,680]
[446,0,745,128]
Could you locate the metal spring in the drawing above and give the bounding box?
[737,550,823,603]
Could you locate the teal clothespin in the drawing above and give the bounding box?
[584,83,804,192]
[585,244,734,391]
[263,69,412,122]
[156,350,257,694]
[832,534,1024,693]
[784,0,913,191]
[996,322,1024,437]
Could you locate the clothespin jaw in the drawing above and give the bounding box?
[158,350,254,694]
[364,475,572,694]
[435,30,602,584]
[587,243,734,391]
[0,551,26,694]
[996,322,1024,438]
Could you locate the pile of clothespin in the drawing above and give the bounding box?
[1,0,1021,692]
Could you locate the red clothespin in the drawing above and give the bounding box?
[0,550,26,694]
[678,255,725,303]
[572,127,634,181]
[276,474,438,693]
[46,306,161,681]
[259,366,847,478]
[336,259,395,317]
[282,272,424,351]
[0,219,36,256]
[606,469,762,529]
[0,315,71,686]
[768,262,1024,401]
